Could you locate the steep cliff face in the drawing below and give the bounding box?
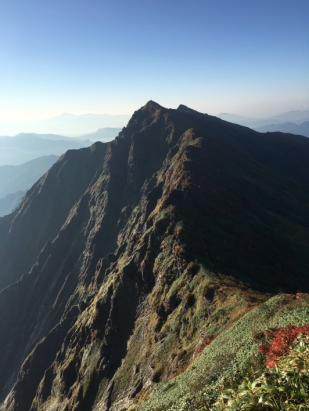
[0,101,309,411]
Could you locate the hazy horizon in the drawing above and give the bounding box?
[0,112,130,136]
[1,106,309,137]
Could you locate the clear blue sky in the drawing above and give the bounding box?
[0,0,308,122]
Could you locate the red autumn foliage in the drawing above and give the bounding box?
[258,324,309,368]
[169,364,189,379]
[195,334,218,356]
[296,292,309,300]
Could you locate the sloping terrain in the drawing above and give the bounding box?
[0,101,309,411]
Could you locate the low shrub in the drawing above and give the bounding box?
[211,333,309,410]
[258,324,309,368]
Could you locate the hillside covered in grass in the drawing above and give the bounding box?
[0,101,308,410]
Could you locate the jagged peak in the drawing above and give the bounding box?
[127,101,165,127]
[139,100,165,117]
[142,100,164,111]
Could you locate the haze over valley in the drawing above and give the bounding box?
[0,114,128,137]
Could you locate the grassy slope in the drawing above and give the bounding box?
[131,294,309,410]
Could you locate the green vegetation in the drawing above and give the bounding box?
[211,333,309,410]
[131,294,309,410]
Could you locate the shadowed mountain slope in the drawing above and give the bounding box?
[0,101,309,411]
[0,143,107,290]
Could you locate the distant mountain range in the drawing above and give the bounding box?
[0,133,90,166]
[0,113,130,136]
[80,127,122,142]
[0,155,59,198]
[253,121,309,137]
[0,129,120,166]
[218,110,309,129]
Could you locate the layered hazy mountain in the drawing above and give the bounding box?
[0,155,59,197]
[0,155,59,216]
[0,133,90,166]
[0,129,122,166]
[218,110,309,129]
[254,120,309,137]
[0,190,26,217]
[80,127,122,142]
[0,102,308,411]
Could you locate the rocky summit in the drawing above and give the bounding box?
[0,101,309,411]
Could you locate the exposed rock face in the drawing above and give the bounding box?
[0,101,309,410]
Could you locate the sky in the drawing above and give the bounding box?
[0,0,308,129]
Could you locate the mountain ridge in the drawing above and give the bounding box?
[0,101,309,410]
